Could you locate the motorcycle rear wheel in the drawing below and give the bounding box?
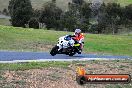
[69,51,76,56]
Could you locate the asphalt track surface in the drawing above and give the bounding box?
[0,51,132,63]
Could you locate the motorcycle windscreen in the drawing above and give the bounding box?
[64,36,71,41]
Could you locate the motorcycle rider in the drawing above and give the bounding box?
[73,29,84,54]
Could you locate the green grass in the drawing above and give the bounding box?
[0,25,132,56]
[0,18,10,26]
[0,60,131,71]
[0,61,70,71]
[117,0,132,6]
[0,25,70,51]
[103,0,132,6]
[84,34,132,56]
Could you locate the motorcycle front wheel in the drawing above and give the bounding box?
[50,45,59,56]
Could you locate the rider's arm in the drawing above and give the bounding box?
[79,34,84,44]
[79,38,84,43]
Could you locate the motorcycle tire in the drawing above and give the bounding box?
[50,46,59,56]
[69,52,76,56]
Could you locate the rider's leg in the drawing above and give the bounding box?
[78,43,82,54]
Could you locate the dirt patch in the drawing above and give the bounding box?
[0,60,132,88]
[37,44,54,51]
[31,43,54,51]
[1,68,81,88]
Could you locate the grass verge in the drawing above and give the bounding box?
[0,61,71,71]
[0,25,132,56]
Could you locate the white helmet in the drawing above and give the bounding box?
[75,29,81,34]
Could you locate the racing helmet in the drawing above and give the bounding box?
[75,29,81,34]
